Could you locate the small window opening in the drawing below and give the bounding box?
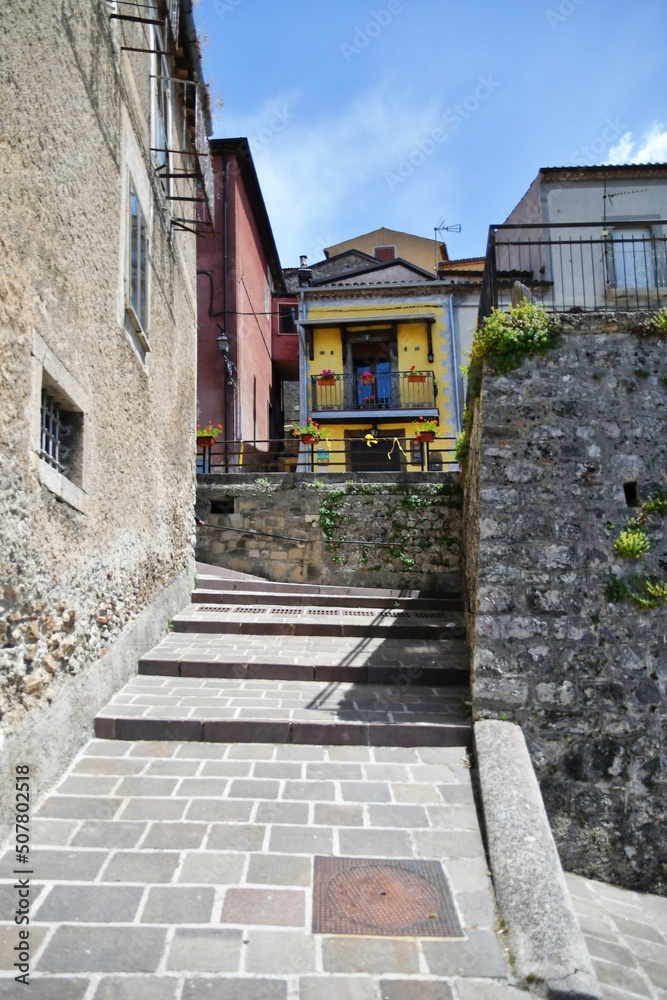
[210,499,235,515]
[623,481,640,507]
[40,388,84,486]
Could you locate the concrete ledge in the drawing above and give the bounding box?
[475,720,601,1000]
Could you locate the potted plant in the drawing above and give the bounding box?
[197,421,223,447]
[360,369,375,385]
[292,419,331,445]
[407,365,426,383]
[317,369,337,386]
[362,393,377,408]
[413,416,439,443]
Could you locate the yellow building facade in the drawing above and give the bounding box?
[295,260,461,472]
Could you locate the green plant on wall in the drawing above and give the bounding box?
[651,307,667,335]
[466,301,560,384]
[607,492,667,609]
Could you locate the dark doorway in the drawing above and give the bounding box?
[348,431,405,473]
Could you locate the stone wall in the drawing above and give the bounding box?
[466,316,667,893]
[196,473,463,592]
[0,0,199,822]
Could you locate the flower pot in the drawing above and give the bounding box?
[301,433,318,444]
[197,436,215,447]
[416,431,435,443]
[318,378,336,386]
[360,375,374,385]
[407,374,426,383]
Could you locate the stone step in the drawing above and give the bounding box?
[94,676,472,748]
[139,634,469,685]
[171,604,466,641]
[196,573,460,601]
[191,588,463,612]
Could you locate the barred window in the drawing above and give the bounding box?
[40,388,83,486]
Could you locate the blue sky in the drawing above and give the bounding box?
[194,0,667,268]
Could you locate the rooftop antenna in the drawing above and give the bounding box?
[434,218,461,272]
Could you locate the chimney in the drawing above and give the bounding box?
[297,254,312,287]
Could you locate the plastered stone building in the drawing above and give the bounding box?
[0,0,212,834]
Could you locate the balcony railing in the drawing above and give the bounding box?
[310,371,437,412]
[478,221,667,324]
[196,437,457,474]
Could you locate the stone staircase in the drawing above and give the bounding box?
[95,568,472,748]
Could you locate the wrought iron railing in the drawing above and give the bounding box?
[310,371,437,412]
[478,221,667,324]
[196,436,457,474]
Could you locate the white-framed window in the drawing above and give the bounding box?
[127,177,149,337]
[31,332,89,514]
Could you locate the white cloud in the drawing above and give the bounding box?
[215,83,448,266]
[608,123,667,165]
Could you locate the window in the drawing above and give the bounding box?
[278,304,297,334]
[40,388,84,485]
[127,178,148,335]
[374,245,396,262]
[611,227,666,289]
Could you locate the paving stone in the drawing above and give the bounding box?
[207,824,266,851]
[642,958,667,989]
[378,982,454,1000]
[585,933,638,967]
[254,762,304,779]
[36,926,167,973]
[101,851,180,883]
[182,978,287,1000]
[255,801,310,825]
[57,775,120,795]
[454,890,497,929]
[140,885,215,923]
[269,826,334,856]
[439,859,492,894]
[340,782,391,802]
[0,978,90,999]
[221,887,305,925]
[71,820,147,849]
[73,757,146,775]
[227,745,276,760]
[175,744,231,759]
[363,764,411,781]
[453,982,530,1000]
[142,822,207,850]
[367,804,429,828]
[185,800,253,823]
[299,976,376,1000]
[306,763,363,780]
[16,849,109,881]
[94,977,180,1000]
[177,852,246,885]
[165,928,243,972]
[244,929,317,974]
[229,779,281,799]
[325,747,372,762]
[337,828,413,858]
[128,742,178,757]
[592,958,653,997]
[321,937,420,974]
[0,924,48,972]
[422,930,508,978]
[283,780,336,802]
[372,747,419,763]
[86,740,135,756]
[200,761,252,776]
[611,913,667,945]
[426,805,480,830]
[28,818,78,846]
[276,745,326,761]
[34,884,144,923]
[115,777,180,797]
[436,785,475,805]
[174,778,229,797]
[313,803,365,827]
[391,783,444,804]
[37,796,121,820]
[119,798,186,821]
[413,829,485,859]
[245,854,312,887]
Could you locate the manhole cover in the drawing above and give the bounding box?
[313,857,463,937]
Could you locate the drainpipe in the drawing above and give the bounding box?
[296,289,309,471]
[448,293,462,431]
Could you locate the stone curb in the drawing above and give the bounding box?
[474,720,602,1000]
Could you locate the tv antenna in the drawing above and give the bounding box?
[433,218,461,272]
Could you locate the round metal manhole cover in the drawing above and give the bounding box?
[327,864,440,931]
[312,857,463,938]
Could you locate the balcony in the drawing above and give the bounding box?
[310,371,437,421]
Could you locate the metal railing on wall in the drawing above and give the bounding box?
[196,437,458,474]
[478,221,667,325]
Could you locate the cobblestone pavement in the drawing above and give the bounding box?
[566,873,667,1000]
[0,739,524,999]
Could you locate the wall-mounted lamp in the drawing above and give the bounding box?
[216,330,230,354]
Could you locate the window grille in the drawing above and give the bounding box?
[40,390,69,475]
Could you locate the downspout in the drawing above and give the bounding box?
[448,293,462,432]
[296,290,309,471]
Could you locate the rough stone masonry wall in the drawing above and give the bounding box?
[466,316,667,894]
[196,474,463,593]
[0,0,196,833]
